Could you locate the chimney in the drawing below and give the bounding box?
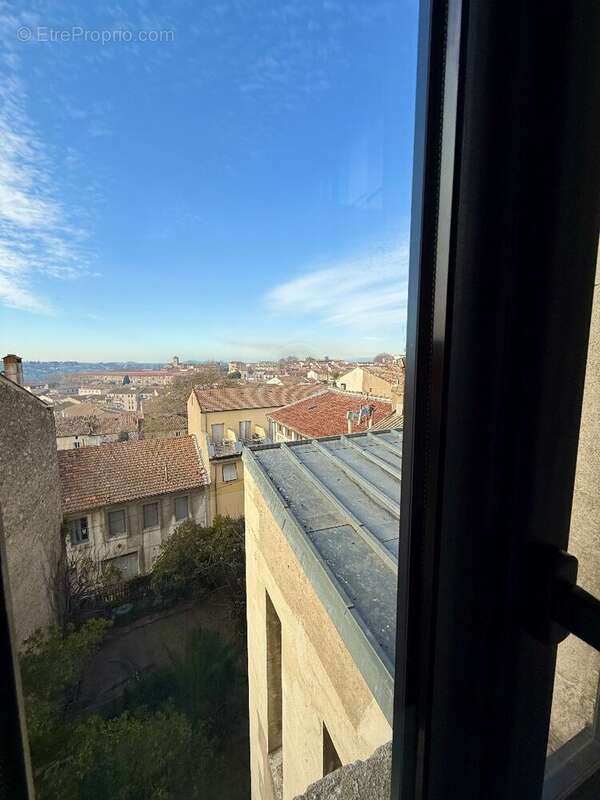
[346,411,353,434]
[3,354,23,386]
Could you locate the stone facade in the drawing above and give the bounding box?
[0,376,64,645]
[244,468,391,800]
[294,742,391,800]
[65,489,208,577]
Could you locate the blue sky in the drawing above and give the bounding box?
[0,0,418,361]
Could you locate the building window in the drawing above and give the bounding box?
[69,517,89,545]
[239,419,252,440]
[143,502,159,529]
[73,440,80,449]
[107,509,127,537]
[222,463,238,482]
[103,552,139,580]
[175,495,189,522]
[322,723,342,777]
[211,423,224,444]
[266,591,282,754]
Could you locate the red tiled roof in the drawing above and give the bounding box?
[58,435,208,514]
[268,390,393,439]
[370,409,404,431]
[192,384,321,412]
[55,412,141,438]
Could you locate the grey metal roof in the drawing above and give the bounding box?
[242,429,402,724]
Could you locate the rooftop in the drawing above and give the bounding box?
[268,390,392,438]
[192,384,320,412]
[55,412,141,438]
[243,428,402,723]
[371,409,404,431]
[352,364,405,385]
[58,435,208,514]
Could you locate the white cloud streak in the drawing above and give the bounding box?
[0,9,90,314]
[265,241,409,333]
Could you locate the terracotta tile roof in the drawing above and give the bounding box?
[362,365,404,385]
[142,412,188,433]
[60,402,113,418]
[55,413,141,438]
[58,435,208,514]
[268,390,393,439]
[370,409,404,431]
[193,384,321,412]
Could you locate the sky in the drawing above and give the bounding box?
[0,0,418,362]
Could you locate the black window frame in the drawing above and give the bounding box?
[392,2,600,800]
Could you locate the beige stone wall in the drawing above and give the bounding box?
[65,488,208,576]
[187,391,278,522]
[245,469,391,800]
[208,457,245,521]
[0,377,64,646]
[336,367,393,399]
[549,250,600,751]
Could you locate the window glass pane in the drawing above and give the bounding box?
[211,423,224,444]
[108,509,126,537]
[143,502,159,529]
[175,496,189,521]
[70,517,88,545]
[0,1,416,798]
[223,463,238,482]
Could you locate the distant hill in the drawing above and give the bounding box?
[23,362,169,384]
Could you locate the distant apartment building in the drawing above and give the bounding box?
[267,390,393,442]
[187,385,321,521]
[58,436,209,578]
[0,360,64,645]
[228,361,246,374]
[243,430,401,800]
[55,413,142,450]
[106,386,142,411]
[77,370,179,386]
[336,364,405,406]
[77,385,105,396]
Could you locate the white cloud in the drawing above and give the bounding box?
[0,10,91,314]
[265,241,409,334]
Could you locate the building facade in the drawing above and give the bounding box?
[55,413,142,450]
[187,385,321,522]
[335,365,404,404]
[243,431,400,800]
[59,436,209,577]
[0,370,64,646]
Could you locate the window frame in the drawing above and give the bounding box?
[174,495,189,522]
[392,2,600,799]
[142,501,160,530]
[222,462,238,483]
[106,508,127,539]
[69,516,89,546]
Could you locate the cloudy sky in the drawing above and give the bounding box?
[0,0,418,361]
